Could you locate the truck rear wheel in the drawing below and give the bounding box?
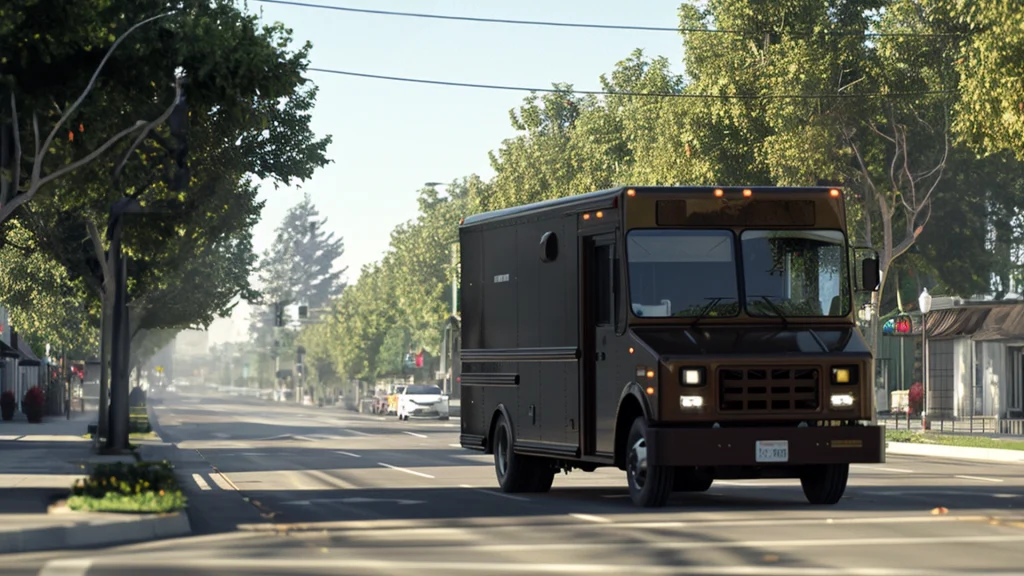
[625,416,674,507]
[800,464,849,505]
[493,414,555,493]
[673,467,714,492]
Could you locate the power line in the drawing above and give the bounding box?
[308,67,950,100]
[255,0,958,38]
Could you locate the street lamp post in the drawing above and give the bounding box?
[918,288,932,431]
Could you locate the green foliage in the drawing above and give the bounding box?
[68,460,185,513]
[1,0,331,352]
[283,0,1024,382]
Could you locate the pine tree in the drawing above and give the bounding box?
[258,193,347,310]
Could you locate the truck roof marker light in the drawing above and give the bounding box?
[582,213,591,220]
[645,370,655,379]
[596,211,604,218]
[829,188,841,198]
[645,386,655,396]
[628,347,634,354]
[627,189,636,197]
[713,188,724,197]
[743,189,753,197]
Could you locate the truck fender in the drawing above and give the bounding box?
[615,381,654,422]
[485,403,516,454]
[612,382,654,468]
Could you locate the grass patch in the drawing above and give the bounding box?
[67,460,186,514]
[886,429,1024,451]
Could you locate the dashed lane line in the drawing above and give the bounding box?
[378,462,435,479]
[403,431,428,439]
[336,451,361,458]
[955,475,1005,483]
[192,473,211,491]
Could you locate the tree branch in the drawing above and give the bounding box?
[33,11,175,185]
[0,11,177,226]
[86,218,111,289]
[113,77,184,188]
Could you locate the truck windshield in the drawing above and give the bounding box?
[626,229,740,318]
[740,229,850,318]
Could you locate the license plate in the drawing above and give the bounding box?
[755,440,789,463]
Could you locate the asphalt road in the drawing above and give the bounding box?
[7,390,1024,575]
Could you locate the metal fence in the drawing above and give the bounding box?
[878,414,1024,436]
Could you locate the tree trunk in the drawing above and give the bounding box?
[97,288,113,439]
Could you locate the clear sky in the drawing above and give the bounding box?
[208,0,689,343]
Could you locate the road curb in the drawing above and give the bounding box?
[887,441,1024,463]
[0,511,191,554]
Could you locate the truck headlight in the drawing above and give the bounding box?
[680,368,704,386]
[680,395,703,409]
[830,394,855,408]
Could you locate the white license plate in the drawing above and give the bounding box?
[755,440,789,463]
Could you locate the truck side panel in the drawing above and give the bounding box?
[460,212,580,452]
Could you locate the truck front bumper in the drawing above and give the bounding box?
[647,425,885,467]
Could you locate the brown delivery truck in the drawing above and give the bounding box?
[457,186,884,507]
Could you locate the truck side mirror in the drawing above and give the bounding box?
[860,257,880,292]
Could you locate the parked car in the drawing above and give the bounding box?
[397,385,450,421]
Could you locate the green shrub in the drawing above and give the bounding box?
[68,461,186,513]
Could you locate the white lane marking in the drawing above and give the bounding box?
[342,429,373,436]
[37,557,994,575]
[570,513,613,523]
[448,443,462,448]
[471,533,1024,554]
[192,473,211,491]
[37,558,94,576]
[209,472,235,491]
[852,465,914,473]
[955,474,1004,483]
[403,431,428,438]
[714,480,796,486]
[292,435,316,442]
[378,462,435,478]
[459,484,530,502]
[335,451,361,458]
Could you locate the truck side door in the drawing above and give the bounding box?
[583,232,620,458]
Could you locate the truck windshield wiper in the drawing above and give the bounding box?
[689,297,724,326]
[749,295,789,327]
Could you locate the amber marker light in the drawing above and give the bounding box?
[628,347,634,354]
[714,188,724,197]
[596,211,604,218]
[743,188,753,197]
[830,188,841,198]
[583,213,591,220]
[645,386,655,395]
[645,370,655,378]
[627,189,636,197]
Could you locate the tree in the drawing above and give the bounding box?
[258,192,346,309]
[921,0,1024,158]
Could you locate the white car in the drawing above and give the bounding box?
[397,385,450,421]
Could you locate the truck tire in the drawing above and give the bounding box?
[625,416,674,507]
[800,464,849,505]
[492,414,555,493]
[673,467,714,492]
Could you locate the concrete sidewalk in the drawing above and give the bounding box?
[887,440,1024,464]
[0,411,191,554]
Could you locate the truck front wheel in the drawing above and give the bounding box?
[493,414,555,493]
[800,464,849,505]
[625,416,674,507]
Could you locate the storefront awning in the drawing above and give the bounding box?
[927,304,1024,341]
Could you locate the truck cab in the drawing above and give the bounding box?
[458,186,883,507]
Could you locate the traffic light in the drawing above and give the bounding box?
[274,303,284,327]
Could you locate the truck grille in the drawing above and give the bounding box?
[718,368,820,412]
